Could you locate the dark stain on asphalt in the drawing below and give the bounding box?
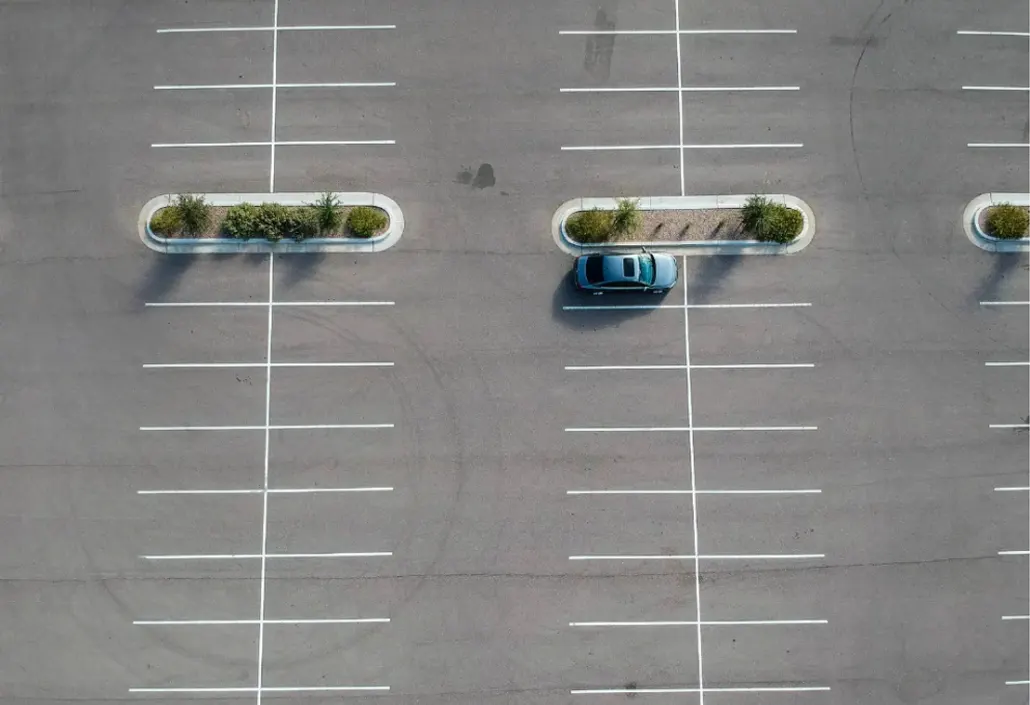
[472,163,495,188]
[584,8,616,81]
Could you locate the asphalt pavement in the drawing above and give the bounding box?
[0,0,1027,703]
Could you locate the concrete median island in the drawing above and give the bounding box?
[552,194,815,257]
[138,192,405,254]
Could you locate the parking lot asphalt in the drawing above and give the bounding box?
[0,0,1028,703]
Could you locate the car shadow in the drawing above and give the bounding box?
[551,270,674,331]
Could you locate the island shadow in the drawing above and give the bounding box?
[136,253,196,304]
[972,253,1023,306]
[688,254,742,304]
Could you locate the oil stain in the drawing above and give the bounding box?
[455,163,496,189]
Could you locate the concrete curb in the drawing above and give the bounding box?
[138,192,405,254]
[962,192,1030,253]
[551,194,815,256]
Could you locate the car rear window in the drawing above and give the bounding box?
[585,256,605,284]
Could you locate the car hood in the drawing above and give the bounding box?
[652,254,678,288]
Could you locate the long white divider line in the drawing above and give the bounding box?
[969,143,1030,148]
[569,553,825,561]
[131,686,390,694]
[156,82,396,90]
[571,686,829,694]
[562,143,803,151]
[986,362,1030,367]
[565,363,813,371]
[567,488,821,496]
[963,86,1030,91]
[996,487,1030,492]
[999,550,1030,556]
[157,24,396,33]
[566,425,817,432]
[144,362,394,369]
[139,487,394,496]
[140,424,394,431]
[146,300,395,307]
[990,424,1030,430]
[1002,615,1030,620]
[570,619,827,627]
[559,29,796,35]
[135,618,389,626]
[153,139,395,149]
[143,552,392,560]
[562,86,799,93]
[958,30,1030,37]
[982,301,1030,306]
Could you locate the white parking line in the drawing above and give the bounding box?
[569,553,825,561]
[156,82,396,91]
[569,619,826,627]
[152,139,395,148]
[990,424,1030,430]
[968,143,1030,148]
[565,363,813,371]
[144,362,393,369]
[140,424,393,431]
[566,425,817,432]
[690,302,813,309]
[1002,615,1030,620]
[143,552,392,560]
[559,29,797,35]
[145,300,395,307]
[958,30,1030,37]
[999,550,1030,556]
[567,488,821,495]
[157,25,396,33]
[1006,680,1030,685]
[571,686,829,694]
[138,487,394,495]
[561,86,799,93]
[962,86,1030,91]
[135,618,389,625]
[986,362,1030,367]
[131,686,390,694]
[996,487,1030,492]
[562,143,803,151]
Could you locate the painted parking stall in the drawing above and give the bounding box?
[137,0,402,698]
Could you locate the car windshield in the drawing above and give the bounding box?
[638,254,656,285]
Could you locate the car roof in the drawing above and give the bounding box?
[587,254,643,283]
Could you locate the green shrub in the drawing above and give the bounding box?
[611,198,641,240]
[986,204,1029,239]
[309,192,342,235]
[150,208,181,236]
[346,206,388,238]
[221,203,316,241]
[174,194,211,237]
[222,203,260,240]
[741,195,803,244]
[565,208,614,243]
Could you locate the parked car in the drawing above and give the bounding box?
[573,251,678,294]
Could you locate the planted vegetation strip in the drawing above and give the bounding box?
[564,196,803,245]
[979,204,1030,240]
[150,201,390,240]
